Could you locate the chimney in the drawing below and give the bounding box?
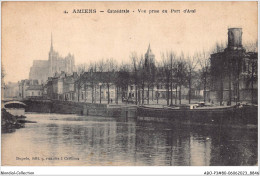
[228,28,243,49]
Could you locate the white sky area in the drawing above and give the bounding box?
[2,2,258,83]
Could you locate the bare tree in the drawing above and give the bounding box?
[1,65,5,80]
[129,55,146,105]
[144,56,156,105]
[130,53,139,105]
[86,63,96,104]
[139,56,146,105]
[175,54,188,104]
[186,53,198,104]
[244,40,258,52]
[76,63,88,75]
[161,54,171,105]
[155,61,164,104]
[198,50,210,103]
[103,58,117,104]
[211,41,226,54]
[161,51,178,106]
[116,63,131,104]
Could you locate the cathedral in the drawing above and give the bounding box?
[29,35,75,84]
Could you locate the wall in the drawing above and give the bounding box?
[22,100,137,118]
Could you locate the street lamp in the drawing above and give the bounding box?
[99,83,102,104]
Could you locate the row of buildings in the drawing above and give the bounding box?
[15,42,192,103]
[4,28,258,105]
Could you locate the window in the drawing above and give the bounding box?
[69,84,74,91]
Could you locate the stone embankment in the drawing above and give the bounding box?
[22,100,137,118]
[1,109,24,133]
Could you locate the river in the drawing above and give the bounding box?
[1,113,258,166]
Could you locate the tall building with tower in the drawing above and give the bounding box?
[29,34,75,84]
[209,28,257,104]
[144,44,155,69]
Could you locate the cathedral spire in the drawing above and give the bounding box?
[147,43,153,55]
[145,43,155,68]
[147,43,151,53]
[50,32,53,51]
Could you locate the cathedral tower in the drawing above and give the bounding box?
[144,44,155,68]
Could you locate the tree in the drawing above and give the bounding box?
[130,53,144,105]
[198,51,210,103]
[116,63,131,104]
[144,55,156,105]
[175,55,188,104]
[155,62,164,104]
[244,40,258,53]
[76,63,88,75]
[211,41,226,54]
[97,59,105,103]
[169,52,177,106]
[86,64,96,104]
[103,58,117,104]
[161,51,178,106]
[139,56,146,105]
[75,73,86,102]
[130,53,139,105]
[1,65,5,80]
[160,55,171,105]
[186,53,198,104]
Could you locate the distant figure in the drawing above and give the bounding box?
[110,98,113,103]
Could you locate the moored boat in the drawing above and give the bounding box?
[137,104,257,128]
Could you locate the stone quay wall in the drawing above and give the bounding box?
[22,100,137,118]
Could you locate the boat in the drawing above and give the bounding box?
[3,101,27,122]
[137,104,257,128]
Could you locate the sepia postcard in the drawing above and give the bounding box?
[1,1,259,175]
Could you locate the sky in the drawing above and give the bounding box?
[2,1,258,83]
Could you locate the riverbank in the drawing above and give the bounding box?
[22,100,137,118]
[1,108,24,133]
[21,99,257,128]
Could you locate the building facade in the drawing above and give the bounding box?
[26,85,43,98]
[3,82,19,99]
[18,79,42,99]
[209,28,258,105]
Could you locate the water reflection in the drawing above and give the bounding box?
[1,113,257,166]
